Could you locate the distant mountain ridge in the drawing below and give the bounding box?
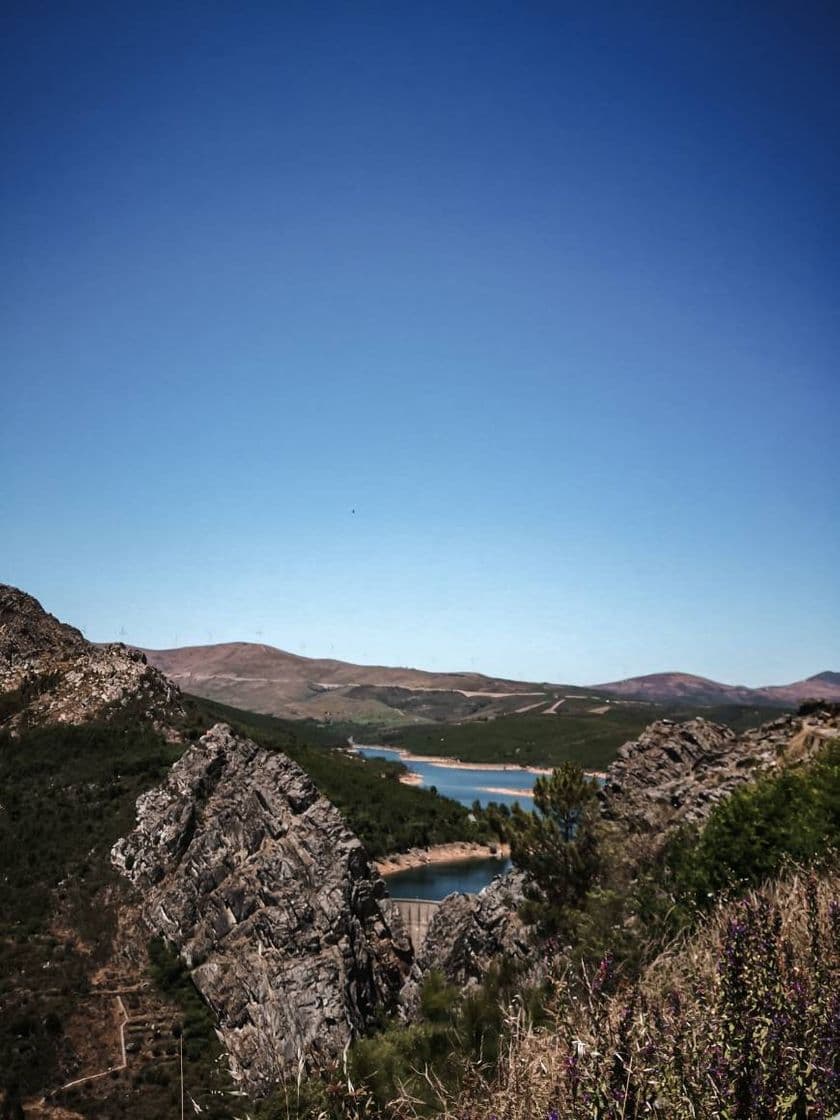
[594,670,840,707]
[141,639,840,724]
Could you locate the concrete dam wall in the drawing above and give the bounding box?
[392,898,440,950]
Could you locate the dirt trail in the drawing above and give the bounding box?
[50,994,129,1094]
[542,697,566,715]
[514,698,548,714]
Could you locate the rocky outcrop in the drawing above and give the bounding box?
[400,870,531,1013]
[0,584,183,731]
[112,724,412,1095]
[601,709,840,840]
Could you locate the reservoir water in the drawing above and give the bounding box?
[354,745,537,808]
[383,855,512,901]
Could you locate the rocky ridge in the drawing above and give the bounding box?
[112,723,412,1094]
[0,585,183,732]
[600,708,840,840]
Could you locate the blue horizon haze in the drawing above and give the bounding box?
[2,1,838,687]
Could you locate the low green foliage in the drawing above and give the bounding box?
[663,738,840,919]
[147,937,221,1066]
[346,962,548,1113]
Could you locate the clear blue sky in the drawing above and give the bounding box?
[2,1,838,686]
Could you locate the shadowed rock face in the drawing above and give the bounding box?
[112,723,412,1095]
[400,870,531,1013]
[0,584,183,731]
[600,710,840,840]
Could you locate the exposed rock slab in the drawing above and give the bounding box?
[400,870,531,1013]
[0,585,183,731]
[112,724,411,1095]
[601,710,840,840]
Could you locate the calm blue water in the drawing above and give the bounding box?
[354,745,536,808]
[384,856,512,901]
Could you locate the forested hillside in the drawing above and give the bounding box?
[182,696,487,856]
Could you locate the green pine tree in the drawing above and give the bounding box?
[508,762,601,936]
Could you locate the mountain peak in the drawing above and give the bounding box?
[809,671,840,685]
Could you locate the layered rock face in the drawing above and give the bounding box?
[112,724,412,1094]
[601,709,840,840]
[0,584,183,731]
[401,870,531,1013]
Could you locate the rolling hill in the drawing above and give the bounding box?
[142,641,551,724]
[594,670,840,707]
[141,640,839,727]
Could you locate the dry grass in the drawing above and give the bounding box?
[389,867,840,1120]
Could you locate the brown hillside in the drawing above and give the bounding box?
[142,641,546,723]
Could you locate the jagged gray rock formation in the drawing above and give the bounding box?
[600,709,840,840]
[0,584,183,731]
[400,870,531,1013]
[112,723,412,1095]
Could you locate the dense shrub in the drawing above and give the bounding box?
[663,739,840,916]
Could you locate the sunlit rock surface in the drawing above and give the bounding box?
[113,723,411,1094]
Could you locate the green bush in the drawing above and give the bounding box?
[663,739,840,918]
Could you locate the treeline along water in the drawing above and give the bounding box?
[353,745,537,808]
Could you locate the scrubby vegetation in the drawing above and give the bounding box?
[0,723,179,1097]
[436,869,840,1120]
[662,737,840,920]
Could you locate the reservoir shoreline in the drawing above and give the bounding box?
[347,740,608,781]
[348,740,553,774]
[376,840,511,877]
